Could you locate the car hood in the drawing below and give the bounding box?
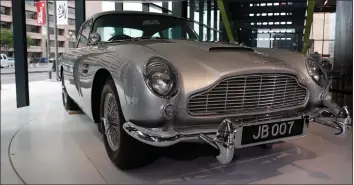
[138,40,307,93]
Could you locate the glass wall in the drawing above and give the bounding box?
[255,28,297,49]
[190,1,221,41]
[310,12,336,57]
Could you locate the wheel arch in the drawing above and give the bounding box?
[91,68,115,123]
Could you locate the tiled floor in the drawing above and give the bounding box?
[1,81,353,184]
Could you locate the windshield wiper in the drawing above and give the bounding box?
[105,36,173,43]
[131,36,170,40]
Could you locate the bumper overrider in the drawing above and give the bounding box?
[122,92,352,165]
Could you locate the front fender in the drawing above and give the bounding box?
[118,61,179,127]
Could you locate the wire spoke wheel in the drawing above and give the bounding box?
[103,93,120,151]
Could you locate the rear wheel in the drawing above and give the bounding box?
[100,78,156,170]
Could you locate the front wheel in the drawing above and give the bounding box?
[100,78,157,170]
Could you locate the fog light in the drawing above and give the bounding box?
[162,104,176,119]
[321,91,332,101]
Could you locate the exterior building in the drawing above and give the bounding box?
[0,0,76,60]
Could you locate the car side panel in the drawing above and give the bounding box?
[77,46,111,120]
[61,49,85,108]
[77,44,162,123]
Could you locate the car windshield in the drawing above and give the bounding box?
[91,13,199,42]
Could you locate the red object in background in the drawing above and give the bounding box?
[36,1,46,25]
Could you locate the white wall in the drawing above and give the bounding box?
[85,1,103,18]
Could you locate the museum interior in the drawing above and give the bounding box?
[1,0,353,184]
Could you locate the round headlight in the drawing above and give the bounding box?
[306,58,328,87]
[145,57,178,98]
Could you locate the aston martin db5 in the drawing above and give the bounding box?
[59,11,351,169]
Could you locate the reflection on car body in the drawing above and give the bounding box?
[59,11,351,169]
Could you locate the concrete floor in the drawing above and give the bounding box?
[1,81,353,184]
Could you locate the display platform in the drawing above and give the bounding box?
[1,81,352,184]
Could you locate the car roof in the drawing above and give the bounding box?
[87,11,187,21]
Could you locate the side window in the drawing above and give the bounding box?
[152,32,161,38]
[81,22,91,38]
[77,20,92,48]
[78,37,88,47]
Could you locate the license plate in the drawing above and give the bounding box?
[241,119,304,145]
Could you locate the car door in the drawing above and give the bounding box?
[62,20,92,108]
[74,19,94,109]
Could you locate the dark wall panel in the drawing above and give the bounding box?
[333,0,353,109]
[75,0,86,36]
[334,0,353,73]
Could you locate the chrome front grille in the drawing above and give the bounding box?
[188,74,308,116]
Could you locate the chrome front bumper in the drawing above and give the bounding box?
[122,95,352,165]
[123,116,309,165]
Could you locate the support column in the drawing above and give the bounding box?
[172,1,187,18]
[142,3,149,12]
[115,2,123,11]
[162,2,169,13]
[206,0,211,41]
[11,0,29,107]
[189,1,195,19]
[199,0,204,41]
[301,0,315,54]
[162,2,169,37]
[172,1,187,38]
[213,0,218,41]
[115,2,124,35]
[334,1,353,74]
[189,0,195,29]
[333,0,353,109]
[75,0,85,36]
[216,0,234,42]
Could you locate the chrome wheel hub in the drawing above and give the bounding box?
[103,93,120,151]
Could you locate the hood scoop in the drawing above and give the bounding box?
[209,46,255,53]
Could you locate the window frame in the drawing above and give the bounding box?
[90,13,199,42]
[76,19,93,48]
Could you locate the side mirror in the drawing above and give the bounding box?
[88,33,101,45]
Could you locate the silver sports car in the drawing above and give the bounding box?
[59,11,351,169]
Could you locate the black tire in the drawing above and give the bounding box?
[61,74,80,111]
[100,78,157,170]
